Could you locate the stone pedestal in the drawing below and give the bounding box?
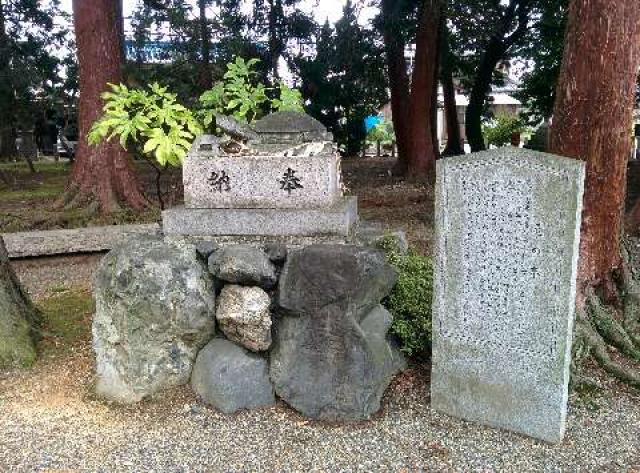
[162,112,358,240]
[163,197,357,238]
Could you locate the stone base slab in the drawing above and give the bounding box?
[162,197,358,238]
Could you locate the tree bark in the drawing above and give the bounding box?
[381,0,412,176]
[0,236,41,368]
[267,0,283,80]
[406,0,441,179]
[198,0,212,90]
[550,0,640,389]
[465,0,532,152]
[442,68,463,156]
[550,0,640,290]
[0,0,16,160]
[465,37,506,152]
[68,0,149,213]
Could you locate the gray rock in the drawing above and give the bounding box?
[195,241,219,262]
[191,338,275,414]
[271,245,403,421]
[208,245,277,289]
[216,285,272,352]
[93,235,216,403]
[277,244,397,317]
[263,243,288,265]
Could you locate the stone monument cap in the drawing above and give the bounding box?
[252,111,333,144]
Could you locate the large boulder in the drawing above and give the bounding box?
[191,338,275,414]
[93,235,216,403]
[216,285,272,352]
[208,245,277,289]
[271,244,405,421]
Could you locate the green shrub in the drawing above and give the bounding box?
[482,112,526,147]
[377,236,434,358]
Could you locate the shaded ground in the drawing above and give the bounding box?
[0,158,432,255]
[0,160,179,233]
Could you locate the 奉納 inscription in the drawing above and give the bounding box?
[431,148,585,444]
[279,168,304,194]
[207,171,231,192]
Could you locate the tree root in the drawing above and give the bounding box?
[574,242,640,389]
[575,314,640,389]
[586,289,640,361]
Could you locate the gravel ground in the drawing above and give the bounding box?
[0,347,639,472]
[2,255,640,472]
[12,253,103,300]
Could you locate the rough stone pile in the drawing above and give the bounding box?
[93,236,406,420]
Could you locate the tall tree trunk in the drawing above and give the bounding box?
[0,236,41,368]
[267,0,283,80]
[198,0,212,90]
[465,0,532,152]
[0,0,16,160]
[406,0,441,179]
[442,66,463,156]
[465,38,505,152]
[550,0,640,388]
[67,0,149,213]
[381,0,412,176]
[440,22,463,156]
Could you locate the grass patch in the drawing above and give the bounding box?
[36,288,94,356]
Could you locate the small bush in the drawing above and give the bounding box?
[482,112,526,147]
[377,236,434,359]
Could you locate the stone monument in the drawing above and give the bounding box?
[162,111,358,240]
[431,148,585,443]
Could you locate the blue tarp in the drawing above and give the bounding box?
[364,115,383,132]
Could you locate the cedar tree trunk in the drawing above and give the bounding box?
[441,26,463,156]
[407,0,441,179]
[198,0,213,90]
[550,0,640,388]
[381,0,412,175]
[67,0,149,213]
[382,0,441,178]
[267,0,283,80]
[465,0,532,152]
[0,236,41,368]
[0,0,16,160]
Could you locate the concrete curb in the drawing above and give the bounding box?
[2,223,161,258]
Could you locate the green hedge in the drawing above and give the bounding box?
[378,236,434,359]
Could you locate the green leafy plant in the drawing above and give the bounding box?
[482,112,527,148]
[378,236,434,358]
[199,57,269,125]
[89,82,202,167]
[366,121,395,145]
[272,83,305,112]
[199,56,304,127]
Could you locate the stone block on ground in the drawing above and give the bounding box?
[216,285,272,352]
[191,338,275,414]
[271,244,403,421]
[431,148,585,443]
[208,245,277,289]
[92,235,216,403]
